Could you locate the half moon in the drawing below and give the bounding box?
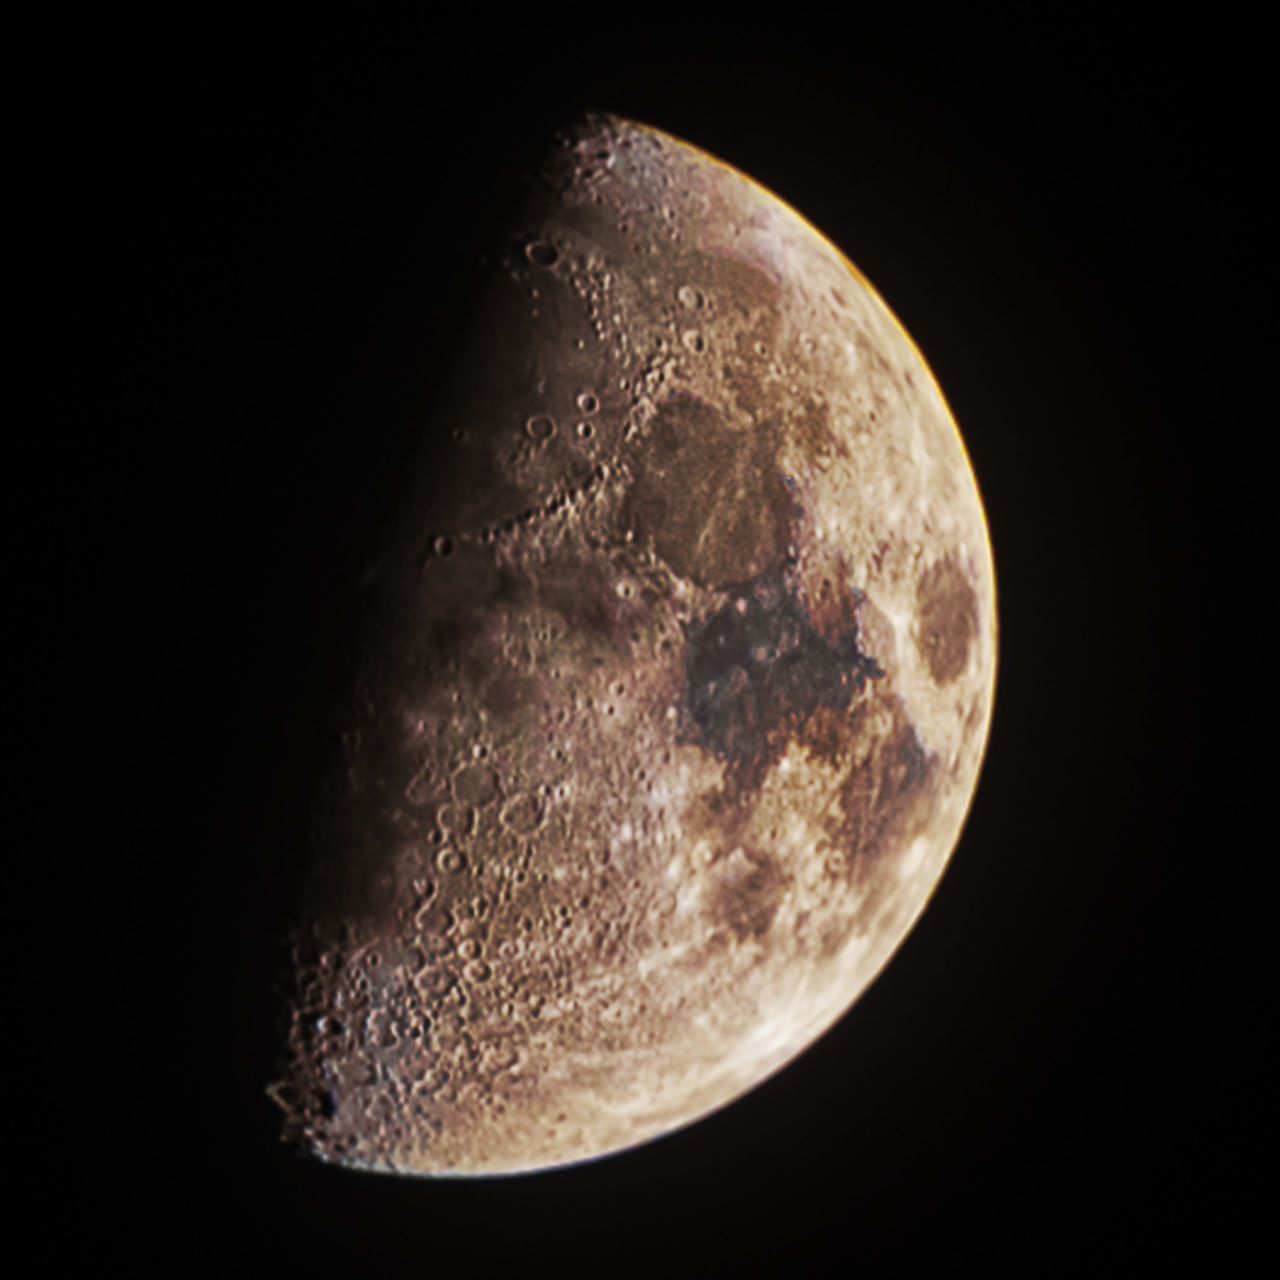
[270,112,997,1176]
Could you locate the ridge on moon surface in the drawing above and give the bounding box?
[269,112,996,1176]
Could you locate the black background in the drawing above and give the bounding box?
[47,12,1259,1271]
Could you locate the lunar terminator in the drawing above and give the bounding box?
[270,113,996,1175]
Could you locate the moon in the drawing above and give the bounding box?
[270,113,997,1175]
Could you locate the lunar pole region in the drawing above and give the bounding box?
[270,113,997,1175]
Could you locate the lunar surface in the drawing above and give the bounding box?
[269,113,996,1175]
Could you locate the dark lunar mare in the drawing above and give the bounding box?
[680,549,884,785]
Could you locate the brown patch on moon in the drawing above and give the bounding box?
[915,555,979,684]
[833,705,935,871]
[711,846,788,943]
[798,690,936,886]
[676,550,883,791]
[620,392,793,589]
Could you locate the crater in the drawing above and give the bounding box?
[713,847,787,942]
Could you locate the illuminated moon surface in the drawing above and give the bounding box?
[271,113,997,1175]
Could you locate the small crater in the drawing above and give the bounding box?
[525,240,558,267]
[453,763,499,806]
[437,803,476,836]
[576,391,599,414]
[500,791,544,834]
[525,415,556,442]
[682,330,705,353]
[677,284,705,310]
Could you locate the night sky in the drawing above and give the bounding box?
[46,13,1258,1269]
